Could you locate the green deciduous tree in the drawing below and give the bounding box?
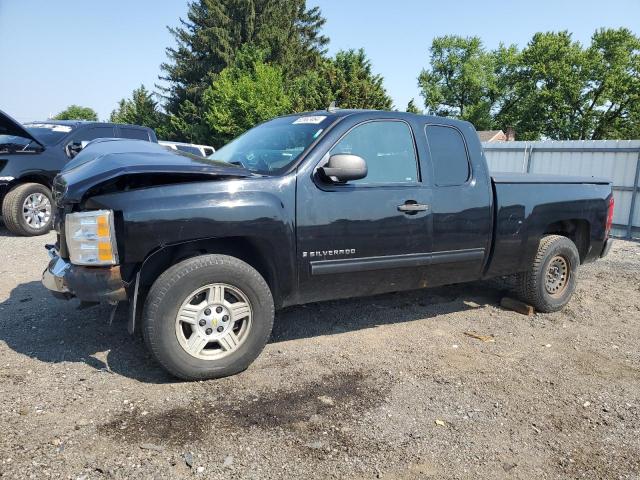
[53,105,98,121]
[109,85,168,137]
[418,29,640,140]
[418,36,508,130]
[202,48,292,146]
[498,29,640,140]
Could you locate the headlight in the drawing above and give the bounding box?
[65,210,119,266]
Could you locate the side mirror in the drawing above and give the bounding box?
[319,154,367,183]
[66,141,89,158]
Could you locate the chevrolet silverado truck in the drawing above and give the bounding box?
[0,109,157,236]
[42,110,614,380]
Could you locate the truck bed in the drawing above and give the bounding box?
[485,176,612,279]
[492,173,611,185]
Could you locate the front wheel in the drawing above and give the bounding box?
[515,235,580,313]
[1,183,53,236]
[142,254,274,380]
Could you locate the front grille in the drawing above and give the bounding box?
[52,206,69,258]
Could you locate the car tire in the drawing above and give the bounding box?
[515,235,580,313]
[1,183,53,236]
[142,254,274,380]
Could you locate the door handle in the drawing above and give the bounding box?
[397,202,430,214]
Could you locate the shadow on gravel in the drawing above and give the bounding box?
[271,282,501,343]
[0,279,502,383]
[0,222,18,237]
[0,280,174,384]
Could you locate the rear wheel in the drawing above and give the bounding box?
[515,235,580,313]
[142,254,274,380]
[1,183,53,236]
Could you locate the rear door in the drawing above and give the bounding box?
[296,118,433,304]
[422,124,492,284]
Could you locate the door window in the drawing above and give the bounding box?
[330,121,418,184]
[425,125,470,186]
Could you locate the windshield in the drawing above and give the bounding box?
[208,115,335,175]
[24,123,74,145]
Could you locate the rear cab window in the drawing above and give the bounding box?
[119,127,150,141]
[425,125,470,186]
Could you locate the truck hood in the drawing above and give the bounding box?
[54,138,252,203]
[0,109,44,148]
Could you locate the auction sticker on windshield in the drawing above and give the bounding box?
[293,116,326,125]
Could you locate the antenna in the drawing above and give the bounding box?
[327,101,337,113]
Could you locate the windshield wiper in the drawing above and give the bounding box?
[0,141,43,153]
[0,142,28,152]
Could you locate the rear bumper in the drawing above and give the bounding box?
[42,249,127,303]
[600,238,613,258]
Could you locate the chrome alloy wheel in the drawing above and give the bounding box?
[22,193,51,229]
[175,283,252,360]
[545,255,570,297]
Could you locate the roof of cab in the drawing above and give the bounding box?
[285,108,471,127]
[26,119,153,130]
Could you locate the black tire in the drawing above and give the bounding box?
[515,235,580,313]
[142,254,274,380]
[1,183,53,236]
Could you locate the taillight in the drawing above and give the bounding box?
[605,196,614,237]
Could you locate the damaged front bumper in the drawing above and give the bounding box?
[42,248,127,303]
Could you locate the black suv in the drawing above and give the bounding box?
[0,109,157,236]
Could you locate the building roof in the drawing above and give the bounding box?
[477,130,506,142]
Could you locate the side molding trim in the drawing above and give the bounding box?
[310,248,485,275]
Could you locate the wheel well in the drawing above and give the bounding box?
[136,237,280,305]
[8,175,52,191]
[543,219,590,262]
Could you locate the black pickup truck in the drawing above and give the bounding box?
[42,110,614,380]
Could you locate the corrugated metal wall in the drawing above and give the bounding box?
[482,140,640,239]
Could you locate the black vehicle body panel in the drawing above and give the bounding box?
[47,110,613,312]
[486,180,611,277]
[56,139,251,203]
[0,109,157,205]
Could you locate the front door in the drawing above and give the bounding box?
[296,119,433,304]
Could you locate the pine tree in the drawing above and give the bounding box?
[159,0,328,123]
[406,98,422,114]
[290,49,393,112]
[110,85,168,137]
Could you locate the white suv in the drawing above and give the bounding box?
[159,141,215,157]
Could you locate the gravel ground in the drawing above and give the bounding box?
[0,224,639,479]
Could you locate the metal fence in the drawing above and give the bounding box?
[482,140,640,240]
